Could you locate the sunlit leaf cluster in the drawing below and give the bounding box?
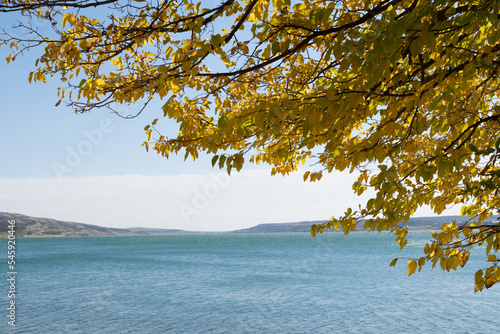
[2,0,500,290]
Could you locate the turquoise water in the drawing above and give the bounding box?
[1,231,499,333]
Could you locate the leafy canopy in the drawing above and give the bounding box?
[2,0,500,290]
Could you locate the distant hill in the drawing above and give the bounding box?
[1,212,498,237]
[0,212,189,237]
[233,221,325,233]
[232,215,500,233]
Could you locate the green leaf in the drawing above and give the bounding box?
[211,34,222,44]
[271,41,280,56]
[366,198,375,210]
[211,155,219,167]
[218,155,226,169]
[324,46,333,61]
[302,119,310,135]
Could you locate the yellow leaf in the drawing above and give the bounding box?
[170,81,180,94]
[428,228,437,238]
[407,259,417,276]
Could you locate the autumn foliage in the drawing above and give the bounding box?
[2,0,500,290]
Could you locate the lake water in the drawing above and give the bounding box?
[1,231,499,333]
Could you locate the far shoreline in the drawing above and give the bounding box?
[0,226,438,239]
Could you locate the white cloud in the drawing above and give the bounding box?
[0,170,371,231]
[0,170,461,231]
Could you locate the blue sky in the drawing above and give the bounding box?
[0,11,460,231]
